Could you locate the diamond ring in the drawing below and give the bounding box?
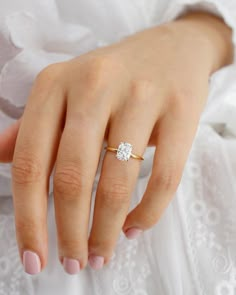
[104,142,144,161]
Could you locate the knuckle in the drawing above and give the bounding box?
[129,79,156,104]
[53,165,88,199]
[151,167,182,193]
[36,63,64,84]
[98,177,129,209]
[31,63,65,106]
[84,55,117,88]
[12,153,43,185]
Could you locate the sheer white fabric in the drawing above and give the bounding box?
[0,0,236,294]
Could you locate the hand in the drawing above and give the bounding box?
[0,11,233,274]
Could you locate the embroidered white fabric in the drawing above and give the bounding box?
[0,0,236,294]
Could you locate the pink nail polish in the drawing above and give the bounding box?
[88,255,104,270]
[63,258,80,274]
[125,228,142,239]
[23,250,41,275]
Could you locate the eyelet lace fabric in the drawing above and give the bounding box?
[178,125,236,295]
[0,0,236,294]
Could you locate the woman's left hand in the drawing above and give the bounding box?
[0,11,233,274]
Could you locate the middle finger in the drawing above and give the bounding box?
[53,91,110,274]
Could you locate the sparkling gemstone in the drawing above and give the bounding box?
[116,142,133,161]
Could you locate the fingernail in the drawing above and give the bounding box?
[125,227,142,239]
[23,250,41,275]
[88,255,104,270]
[63,258,80,274]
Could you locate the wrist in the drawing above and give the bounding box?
[174,11,233,73]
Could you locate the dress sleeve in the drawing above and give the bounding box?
[158,0,236,62]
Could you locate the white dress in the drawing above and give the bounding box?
[0,0,236,294]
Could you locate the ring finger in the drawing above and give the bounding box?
[88,82,161,269]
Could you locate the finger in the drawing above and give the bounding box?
[122,105,201,236]
[53,86,111,274]
[88,82,160,269]
[11,66,65,274]
[0,118,21,163]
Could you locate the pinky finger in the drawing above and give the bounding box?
[122,112,199,238]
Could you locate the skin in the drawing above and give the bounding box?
[0,11,233,273]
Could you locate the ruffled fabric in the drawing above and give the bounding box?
[0,1,236,294]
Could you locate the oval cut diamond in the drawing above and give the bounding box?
[116,142,133,161]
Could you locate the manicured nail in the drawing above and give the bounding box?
[88,255,104,270]
[125,227,142,239]
[63,258,80,274]
[23,250,41,275]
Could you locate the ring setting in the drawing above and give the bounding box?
[104,141,144,161]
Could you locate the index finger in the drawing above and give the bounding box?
[11,67,65,274]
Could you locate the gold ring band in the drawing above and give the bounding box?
[104,142,144,161]
[105,147,144,160]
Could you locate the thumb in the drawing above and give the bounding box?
[0,119,21,163]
